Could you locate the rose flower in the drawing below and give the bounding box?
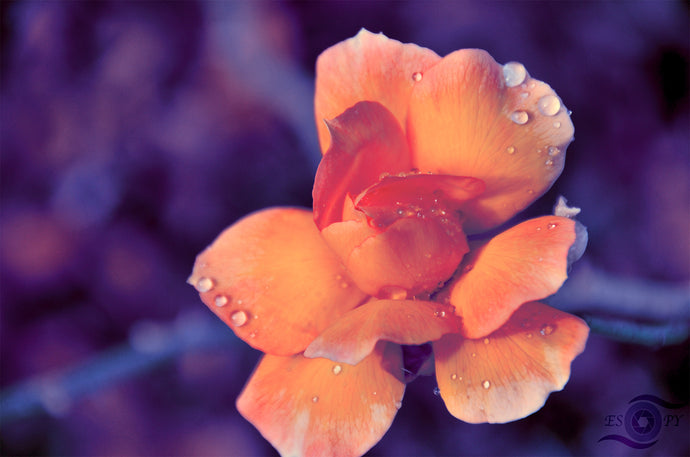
[188,29,589,457]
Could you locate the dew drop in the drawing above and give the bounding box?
[332,365,342,375]
[547,146,561,157]
[230,310,248,327]
[237,299,243,305]
[540,324,554,336]
[372,391,378,396]
[510,110,529,125]
[463,264,474,273]
[334,274,342,281]
[249,331,257,338]
[537,95,561,116]
[195,277,214,293]
[545,159,554,168]
[547,222,558,230]
[483,337,490,345]
[502,62,527,87]
[536,226,542,231]
[451,373,458,381]
[312,396,319,403]
[527,189,535,195]
[214,295,228,307]
[340,282,349,289]
[412,72,423,82]
[434,310,447,318]
[526,333,533,339]
[394,401,402,409]
[553,121,562,129]
[379,286,408,300]
[506,145,516,155]
[482,380,491,389]
[471,352,477,358]
[520,91,530,99]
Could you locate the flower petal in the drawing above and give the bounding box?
[433,301,589,424]
[449,216,578,338]
[407,50,574,232]
[305,299,460,365]
[322,210,469,298]
[237,342,405,457]
[315,29,441,153]
[313,101,412,230]
[188,208,368,356]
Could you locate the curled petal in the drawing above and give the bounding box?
[237,343,405,457]
[433,301,589,424]
[188,208,367,356]
[305,299,461,365]
[315,28,441,153]
[313,101,412,230]
[449,216,577,338]
[407,50,574,232]
[322,206,468,298]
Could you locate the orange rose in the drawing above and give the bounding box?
[189,29,588,457]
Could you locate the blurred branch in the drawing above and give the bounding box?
[551,261,690,345]
[0,310,236,424]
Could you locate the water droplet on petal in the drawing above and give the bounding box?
[482,380,491,389]
[506,145,516,155]
[372,391,378,396]
[510,110,529,125]
[547,222,558,230]
[451,373,458,381]
[553,121,562,129]
[394,401,402,409]
[483,338,490,345]
[463,264,474,273]
[471,352,477,358]
[312,396,319,403]
[412,72,423,82]
[434,309,447,318]
[214,295,228,307]
[540,324,554,336]
[527,189,535,195]
[230,310,248,327]
[249,331,257,338]
[195,277,214,293]
[503,62,527,87]
[340,282,349,289]
[379,286,408,300]
[332,365,342,375]
[520,91,530,99]
[547,146,561,156]
[526,333,533,339]
[538,95,561,116]
[545,159,554,168]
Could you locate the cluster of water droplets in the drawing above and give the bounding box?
[501,61,571,173]
[193,276,259,337]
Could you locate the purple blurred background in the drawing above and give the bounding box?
[1,1,688,456]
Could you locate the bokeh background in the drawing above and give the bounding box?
[1,1,688,456]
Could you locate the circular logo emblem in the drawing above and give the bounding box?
[624,401,662,442]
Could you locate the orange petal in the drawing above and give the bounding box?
[407,50,575,232]
[313,101,412,230]
[237,342,405,457]
[434,301,589,424]
[322,212,468,298]
[354,173,485,229]
[315,29,441,153]
[449,216,577,338]
[305,299,460,365]
[188,208,368,356]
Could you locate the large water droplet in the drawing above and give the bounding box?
[214,295,228,307]
[195,277,214,293]
[412,72,423,82]
[332,365,342,375]
[230,310,248,327]
[503,62,527,87]
[540,324,554,336]
[482,380,491,389]
[538,95,561,116]
[510,111,529,125]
